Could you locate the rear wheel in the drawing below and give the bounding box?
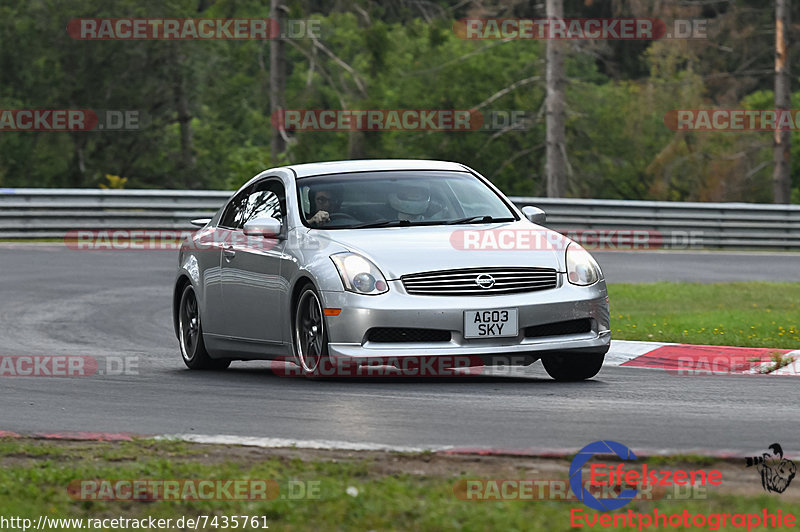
[178,284,230,370]
[541,352,604,381]
[294,285,330,377]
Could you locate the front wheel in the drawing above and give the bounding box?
[541,352,604,381]
[178,284,230,370]
[293,285,330,377]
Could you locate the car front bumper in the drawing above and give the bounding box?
[319,276,610,365]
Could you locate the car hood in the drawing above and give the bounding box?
[311,221,569,279]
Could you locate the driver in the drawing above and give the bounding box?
[307,186,342,227]
[388,182,432,221]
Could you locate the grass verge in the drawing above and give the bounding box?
[0,438,799,531]
[608,282,800,348]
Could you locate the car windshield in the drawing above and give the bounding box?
[297,170,517,229]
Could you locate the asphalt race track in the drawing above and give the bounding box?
[1,244,798,453]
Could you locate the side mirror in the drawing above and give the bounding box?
[190,218,211,228]
[243,216,283,238]
[521,206,546,224]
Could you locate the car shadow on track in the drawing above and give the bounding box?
[167,362,608,386]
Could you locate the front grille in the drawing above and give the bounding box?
[524,318,593,338]
[366,328,451,343]
[401,267,558,296]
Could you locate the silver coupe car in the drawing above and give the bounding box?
[173,159,610,381]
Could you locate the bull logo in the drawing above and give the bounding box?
[746,443,796,494]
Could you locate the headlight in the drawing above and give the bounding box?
[330,252,389,295]
[566,243,601,286]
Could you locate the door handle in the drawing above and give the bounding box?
[223,246,236,260]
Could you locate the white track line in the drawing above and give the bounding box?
[151,433,799,459]
[156,433,453,453]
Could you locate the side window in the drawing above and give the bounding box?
[241,180,285,226]
[218,180,286,230]
[219,189,250,229]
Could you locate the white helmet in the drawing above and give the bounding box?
[389,182,431,216]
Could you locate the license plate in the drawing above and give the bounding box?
[464,308,518,338]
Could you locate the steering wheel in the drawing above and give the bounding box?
[329,212,358,223]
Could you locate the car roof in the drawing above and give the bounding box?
[287,159,469,178]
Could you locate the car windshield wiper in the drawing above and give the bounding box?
[350,219,451,229]
[349,219,411,229]
[445,215,516,225]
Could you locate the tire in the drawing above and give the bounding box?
[293,285,330,378]
[178,284,231,370]
[541,352,604,381]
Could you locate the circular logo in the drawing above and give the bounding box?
[569,440,638,511]
[475,274,495,289]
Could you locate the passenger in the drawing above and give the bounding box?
[388,182,433,221]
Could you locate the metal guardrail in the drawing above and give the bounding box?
[1,188,799,249]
